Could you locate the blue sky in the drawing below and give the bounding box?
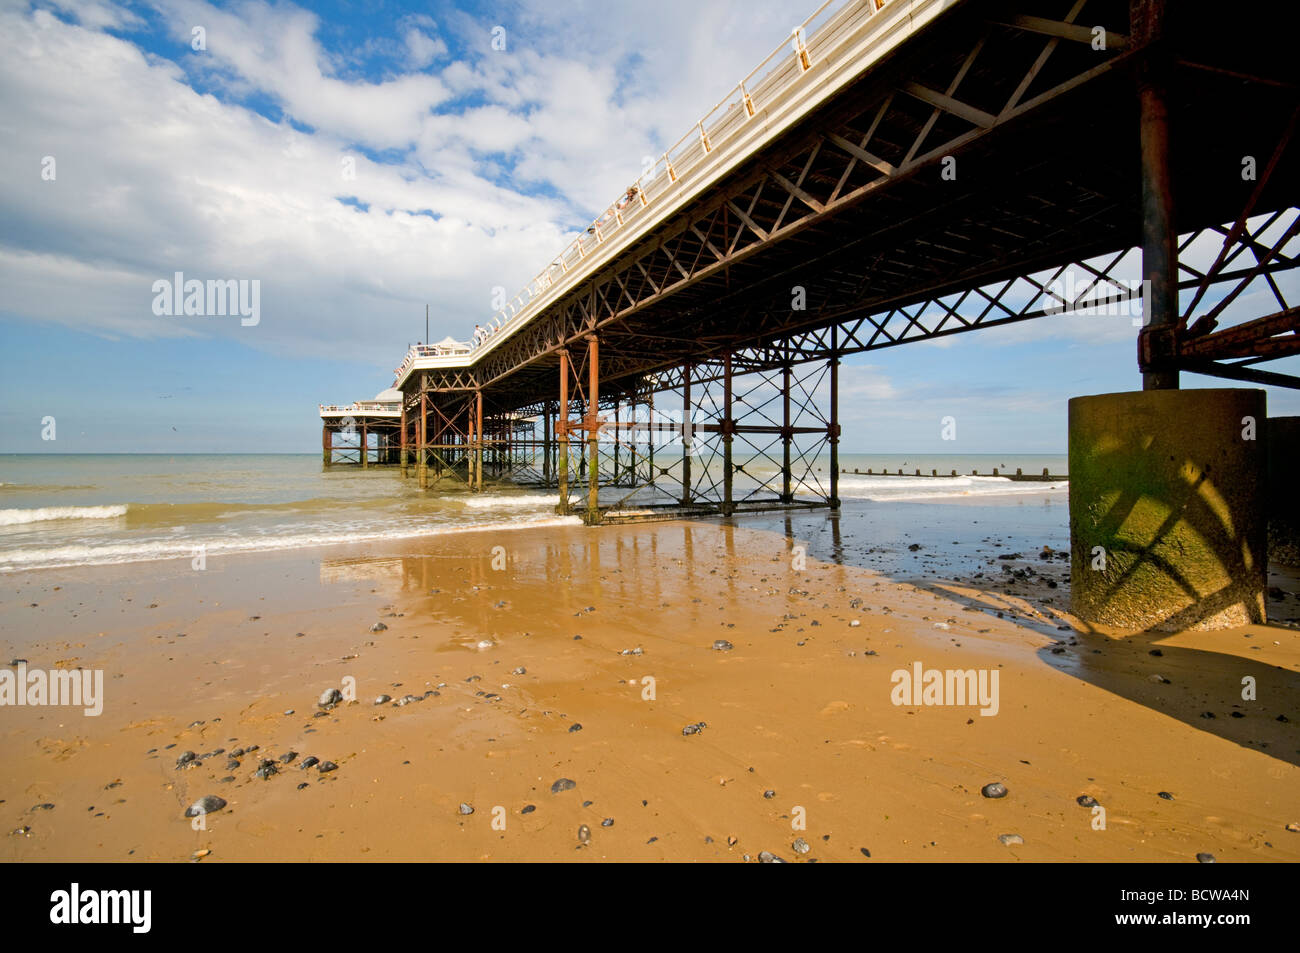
[1,0,1296,454]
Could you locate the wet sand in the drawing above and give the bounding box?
[1,506,1297,862]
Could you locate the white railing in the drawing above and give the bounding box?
[396,0,904,386]
[320,401,401,415]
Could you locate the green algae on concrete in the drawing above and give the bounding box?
[1069,388,1267,631]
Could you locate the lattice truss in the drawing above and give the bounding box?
[529,355,838,516]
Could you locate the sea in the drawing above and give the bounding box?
[0,453,1068,574]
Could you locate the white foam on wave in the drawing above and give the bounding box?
[0,514,583,572]
[0,505,128,526]
[835,475,1070,502]
[459,494,560,509]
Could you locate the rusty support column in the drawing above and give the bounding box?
[400,403,409,477]
[722,351,734,517]
[586,335,601,524]
[647,391,655,487]
[614,400,621,486]
[322,422,331,467]
[681,364,692,504]
[781,362,793,503]
[557,350,570,514]
[418,391,428,489]
[829,327,841,509]
[1134,0,1179,390]
[543,403,552,486]
[475,389,484,492]
[361,421,368,469]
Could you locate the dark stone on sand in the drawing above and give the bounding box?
[511,667,526,675]
[758,851,784,863]
[370,622,388,632]
[318,687,343,707]
[521,805,535,814]
[318,761,338,774]
[175,751,196,767]
[568,723,582,733]
[184,795,226,818]
[31,803,55,812]
[218,776,235,783]
[1157,791,1174,800]
[300,756,320,769]
[551,778,576,794]
[254,760,278,780]
[1200,711,1216,719]
[1077,795,1098,808]
[279,751,297,764]
[225,760,240,771]
[1196,852,1216,863]
[713,640,734,651]
[374,695,392,705]
[860,848,871,858]
[681,722,707,736]
[763,790,776,799]
[297,783,308,790]
[981,782,1008,799]
[601,818,614,827]
[1149,649,1163,656]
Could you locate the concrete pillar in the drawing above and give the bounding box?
[1068,388,1266,630]
[1267,416,1300,567]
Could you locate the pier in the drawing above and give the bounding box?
[320,390,402,466]
[330,0,1298,629]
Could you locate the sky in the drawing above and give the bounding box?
[1,0,1296,454]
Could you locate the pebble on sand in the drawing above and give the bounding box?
[370,622,388,632]
[998,833,1024,846]
[1196,852,1216,863]
[551,778,576,794]
[981,782,1008,799]
[712,640,734,651]
[1076,795,1098,808]
[459,803,475,815]
[184,795,227,818]
[318,687,343,707]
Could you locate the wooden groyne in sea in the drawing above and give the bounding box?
[846,467,1067,482]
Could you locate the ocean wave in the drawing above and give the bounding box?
[0,505,129,526]
[0,514,583,572]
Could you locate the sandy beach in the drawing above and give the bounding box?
[2,503,1297,863]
